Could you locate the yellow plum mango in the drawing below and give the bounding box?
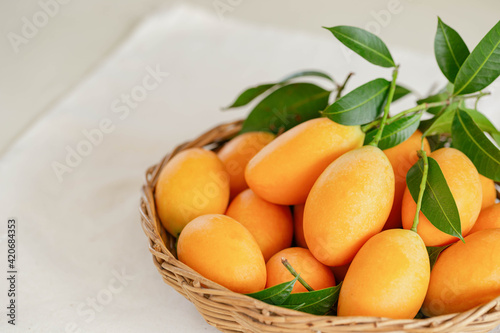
[338,229,430,319]
[304,145,394,266]
[245,118,364,205]
[155,148,229,237]
[402,148,482,246]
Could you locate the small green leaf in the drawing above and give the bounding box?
[246,276,299,305]
[281,283,342,315]
[392,85,412,102]
[417,91,450,115]
[493,132,500,146]
[454,20,500,95]
[322,79,390,125]
[407,157,463,241]
[364,113,422,149]
[224,70,334,109]
[419,104,458,136]
[224,83,276,109]
[281,70,335,82]
[427,245,450,270]
[434,17,470,82]
[451,109,500,181]
[420,105,498,138]
[324,26,396,68]
[240,83,330,133]
[459,108,500,139]
[280,303,307,311]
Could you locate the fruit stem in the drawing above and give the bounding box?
[335,72,354,101]
[281,258,315,292]
[411,144,429,233]
[369,66,399,146]
[360,91,489,134]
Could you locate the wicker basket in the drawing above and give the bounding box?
[139,120,500,333]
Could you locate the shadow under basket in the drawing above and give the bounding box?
[139,120,500,333]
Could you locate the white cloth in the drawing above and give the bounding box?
[1,5,499,332]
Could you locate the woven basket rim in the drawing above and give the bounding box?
[139,119,500,333]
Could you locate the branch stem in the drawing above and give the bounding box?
[361,91,488,134]
[335,72,354,100]
[281,258,314,292]
[411,146,429,232]
[369,66,399,146]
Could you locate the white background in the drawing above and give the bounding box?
[1,0,500,153]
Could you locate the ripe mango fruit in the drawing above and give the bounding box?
[245,118,364,205]
[304,145,394,266]
[469,203,500,234]
[155,148,229,237]
[479,174,497,210]
[265,247,336,293]
[226,189,293,261]
[422,228,500,316]
[402,148,482,246]
[338,229,430,319]
[177,214,266,294]
[218,132,275,198]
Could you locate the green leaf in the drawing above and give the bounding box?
[454,20,500,95]
[434,17,470,82]
[419,104,458,136]
[493,132,500,146]
[224,83,276,109]
[420,105,498,138]
[406,157,463,241]
[224,70,334,109]
[364,113,422,149]
[281,70,335,82]
[280,303,306,311]
[246,276,299,305]
[392,85,412,102]
[324,26,396,68]
[417,91,450,115]
[451,109,500,181]
[322,79,390,125]
[281,283,342,315]
[240,83,330,133]
[427,245,450,270]
[459,108,500,139]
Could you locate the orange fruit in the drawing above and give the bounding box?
[338,229,430,319]
[225,189,293,261]
[218,132,275,198]
[479,174,496,210]
[304,145,394,266]
[293,204,308,248]
[155,148,229,237]
[382,130,430,230]
[402,148,482,246]
[177,214,266,293]
[469,203,500,234]
[245,118,364,205]
[422,229,500,316]
[266,247,336,293]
